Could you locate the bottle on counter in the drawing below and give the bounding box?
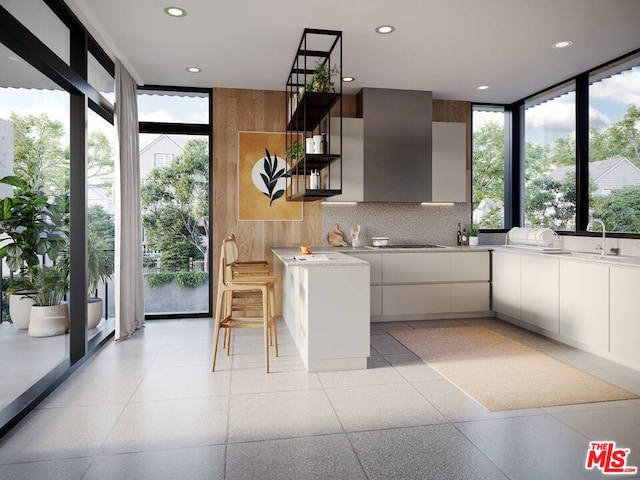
[456,223,462,246]
[461,228,468,246]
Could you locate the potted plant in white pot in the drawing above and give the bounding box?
[0,176,68,329]
[57,234,114,329]
[469,224,480,246]
[27,263,69,337]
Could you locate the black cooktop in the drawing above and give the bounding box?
[374,244,444,249]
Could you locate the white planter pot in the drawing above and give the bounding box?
[469,236,479,246]
[87,298,103,329]
[28,304,69,337]
[9,293,36,330]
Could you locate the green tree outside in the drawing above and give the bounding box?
[141,138,209,272]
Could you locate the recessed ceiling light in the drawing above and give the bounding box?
[186,66,201,73]
[552,40,573,49]
[476,85,490,91]
[164,6,186,17]
[375,25,395,34]
[342,76,355,82]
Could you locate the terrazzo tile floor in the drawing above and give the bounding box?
[1,317,640,479]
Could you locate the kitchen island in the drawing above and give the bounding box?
[272,248,370,372]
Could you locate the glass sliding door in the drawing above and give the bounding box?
[0,41,70,412]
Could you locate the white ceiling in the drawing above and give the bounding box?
[64,0,640,104]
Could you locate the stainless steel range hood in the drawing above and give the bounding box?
[356,88,433,202]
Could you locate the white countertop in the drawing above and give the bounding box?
[272,248,369,267]
[492,245,640,268]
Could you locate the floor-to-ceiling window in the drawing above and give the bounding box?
[0,0,115,435]
[0,40,70,413]
[523,82,577,230]
[137,88,211,317]
[472,105,506,229]
[588,52,640,233]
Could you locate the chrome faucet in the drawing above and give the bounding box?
[587,217,606,257]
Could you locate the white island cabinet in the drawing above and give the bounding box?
[346,248,491,321]
[272,248,370,372]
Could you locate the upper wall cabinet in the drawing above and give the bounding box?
[431,121,467,203]
[328,114,468,203]
[285,28,342,201]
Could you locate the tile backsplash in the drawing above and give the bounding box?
[322,202,471,247]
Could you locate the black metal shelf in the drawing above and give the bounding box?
[287,92,340,132]
[285,28,342,201]
[287,189,343,201]
[289,153,340,175]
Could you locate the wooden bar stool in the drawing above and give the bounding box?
[211,238,278,373]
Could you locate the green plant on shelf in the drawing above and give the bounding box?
[306,61,340,94]
[469,224,479,237]
[285,140,305,161]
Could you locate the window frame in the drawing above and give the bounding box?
[473,47,640,239]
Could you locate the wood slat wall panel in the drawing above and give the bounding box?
[213,88,323,313]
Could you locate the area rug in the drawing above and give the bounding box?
[388,326,638,411]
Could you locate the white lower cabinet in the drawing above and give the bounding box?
[346,250,490,319]
[521,254,560,333]
[492,250,522,320]
[559,260,610,352]
[382,252,450,283]
[610,266,640,369]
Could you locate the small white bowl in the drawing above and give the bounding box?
[372,237,389,247]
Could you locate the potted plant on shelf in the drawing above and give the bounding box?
[0,175,68,329]
[27,263,69,337]
[285,140,305,162]
[305,61,340,94]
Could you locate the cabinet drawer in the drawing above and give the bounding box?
[451,283,490,312]
[383,284,450,315]
[450,251,490,281]
[383,252,450,284]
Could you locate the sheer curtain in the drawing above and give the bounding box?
[114,59,144,340]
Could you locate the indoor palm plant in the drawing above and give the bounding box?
[26,263,70,337]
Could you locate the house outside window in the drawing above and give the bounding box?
[588,52,640,233]
[523,82,577,230]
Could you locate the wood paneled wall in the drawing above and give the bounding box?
[212,88,323,307]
